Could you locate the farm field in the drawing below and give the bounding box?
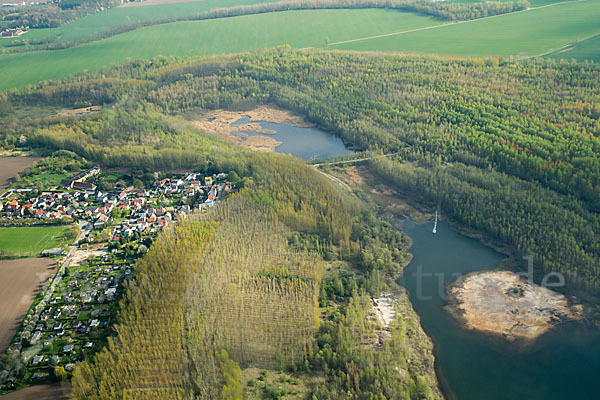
[0,9,440,91]
[546,33,600,61]
[0,0,598,91]
[0,157,40,190]
[0,382,70,400]
[451,0,569,5]
[0,227,75,257]
[0,258,57,354]
[0,0,275,49]
[332,0,600,57]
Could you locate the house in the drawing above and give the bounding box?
[63,344,74,353]
[6,199,18,211]
[204,177,213,186]
[31,355,44,366]
[41,248,66,256]
[61,167,100,189]
[30,331,43,344]
[0,28,26,38]
[94,221,105,230]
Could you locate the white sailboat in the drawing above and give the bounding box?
[433,211,438,234]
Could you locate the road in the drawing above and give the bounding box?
[33,222,89,320]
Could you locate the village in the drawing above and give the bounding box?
[0,166,233,392]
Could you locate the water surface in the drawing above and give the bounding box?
[398,219,600,400]
[232,116,352,160]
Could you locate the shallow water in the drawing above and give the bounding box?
[232,116,352,160]
[398,218,600,400]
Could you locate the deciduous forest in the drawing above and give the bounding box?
[1,48,598,398]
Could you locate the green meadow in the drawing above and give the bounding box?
[546,33,600,62]
[0,0,275,48]
[0,0,598,91]
[0,9,441,90]
[0,226,75,256]
[332,0,600,57]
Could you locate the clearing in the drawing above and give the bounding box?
[0,258,57,354]
[0,226,75,257]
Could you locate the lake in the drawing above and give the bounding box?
[398,218,600,400]
[232,117,353,160]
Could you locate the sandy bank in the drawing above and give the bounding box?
[191,106,311,152]
[447,270,581,341]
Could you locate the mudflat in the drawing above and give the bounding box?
[0,258,57,354]
[0,157,40,190]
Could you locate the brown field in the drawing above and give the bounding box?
[0,157,40,191]
[0,382,70,400]
[0,258,57,354]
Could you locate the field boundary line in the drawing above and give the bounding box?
[531,31,600,59]
[327,0,591,47]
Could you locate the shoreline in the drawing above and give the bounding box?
[190,105,313,153]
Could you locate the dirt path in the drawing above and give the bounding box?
[0,258,57,354]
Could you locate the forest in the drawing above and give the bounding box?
[1,48,599,397]
[69,161,438,399]
[5,48,594,292]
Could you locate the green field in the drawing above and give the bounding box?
[0,226,75,256]
[546,33,600,61]
[0,0,275,49]
[332,0,600,57]
[0,9,441,91]
[25,172,69,188]
[451,0,568,5]
[0,0,598,91]
[0,0,572,50]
